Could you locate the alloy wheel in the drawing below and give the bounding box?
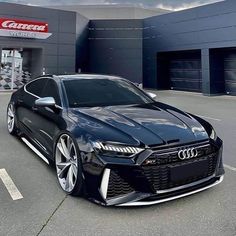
[7,104,15,133]
[55,134,78,193]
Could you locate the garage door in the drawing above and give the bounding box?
[169,56,202,92]
[224,51,236,95]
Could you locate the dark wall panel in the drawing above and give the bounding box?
[224,50,236,95]
[76,13,89,73]
[89,40,142,49]
[89,19,143,83]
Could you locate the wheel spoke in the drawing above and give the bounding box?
[58,162,70,178]
[57,143,65,157]
[7,117,12,125]
[57,161,70,170]
[9,120,13,128]
[67,136,72,151]
[8,111,13,118]
[57,142,70,160]
[8,107,14,117]
[65,166,74,191]
[71,164,77,177]
[70,158,77,166]
[68,166,74,186]
[61,137,71,160]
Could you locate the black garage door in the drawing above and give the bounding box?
[169,55,202,92]
[224,51,236,95]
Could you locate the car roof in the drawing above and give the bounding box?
[32,74,130,85]
[56,74,124,81]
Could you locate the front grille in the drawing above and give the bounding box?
[142,143,218,191]
[107,170,134,199]
[143,142,217,166]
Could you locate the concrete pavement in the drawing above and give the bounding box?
[0,91,235,236]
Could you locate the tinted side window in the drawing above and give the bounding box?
[41,79,61,106]
[26,78,47,97]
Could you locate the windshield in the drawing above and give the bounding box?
[63,78,153,107]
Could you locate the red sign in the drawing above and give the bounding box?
[0,18,48,33]
[0,18,51,39]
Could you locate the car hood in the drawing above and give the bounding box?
[69,102,209,146]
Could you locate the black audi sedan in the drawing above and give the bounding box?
[7,74,224,206]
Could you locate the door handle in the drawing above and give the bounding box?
[18,96,24,104]
[32,106,38,112]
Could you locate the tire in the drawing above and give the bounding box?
[54,133,84,196]
[7,103,17,135]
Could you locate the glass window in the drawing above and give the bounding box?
[26,78,47,97]
[41,79,61,106]
[63,78,152,107]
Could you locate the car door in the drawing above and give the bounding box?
[16,77,48,139]
[31,79,64,156]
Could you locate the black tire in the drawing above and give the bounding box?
[54,133,84,196]
[6,103,18,135]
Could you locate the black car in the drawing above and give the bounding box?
[7,74,224,206]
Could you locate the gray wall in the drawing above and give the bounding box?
[0,2,88,77]
[143,0,236,94]
[89,19,143,83]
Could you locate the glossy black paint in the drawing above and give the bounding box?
[9,74,224,206]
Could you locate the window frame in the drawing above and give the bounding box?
[24,77,63,109]
[24,77,49,99]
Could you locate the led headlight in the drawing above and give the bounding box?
[210,128,217,141]
[92,141,144,156]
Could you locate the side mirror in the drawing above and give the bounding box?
[147,92,157,99]
[35,97,56,107]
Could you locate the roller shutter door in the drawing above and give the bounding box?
[169,57,202,92]
[224,51,236,95]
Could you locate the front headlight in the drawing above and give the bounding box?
[210,128,217,141]
[91,141,144,157]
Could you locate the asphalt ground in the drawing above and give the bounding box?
[0,91,235,236]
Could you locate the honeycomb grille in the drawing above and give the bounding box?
[142,154,218,191]
[107,170,134,199]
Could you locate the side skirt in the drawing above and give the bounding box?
[21,137,50,165]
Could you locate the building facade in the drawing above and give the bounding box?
[143,0,236,95]
[1,1,236,95]
[0,2,88,91]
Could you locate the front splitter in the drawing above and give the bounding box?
[117,175,224,206]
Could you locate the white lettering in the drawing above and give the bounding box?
[38,25,46,31]
[1,20,47,32]
[16,23,24,29]
[1,20,14,28]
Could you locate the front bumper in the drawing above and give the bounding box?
[82,139,224,206]
[118,175,224,206]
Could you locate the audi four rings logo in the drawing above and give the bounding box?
[178,148,198,160]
